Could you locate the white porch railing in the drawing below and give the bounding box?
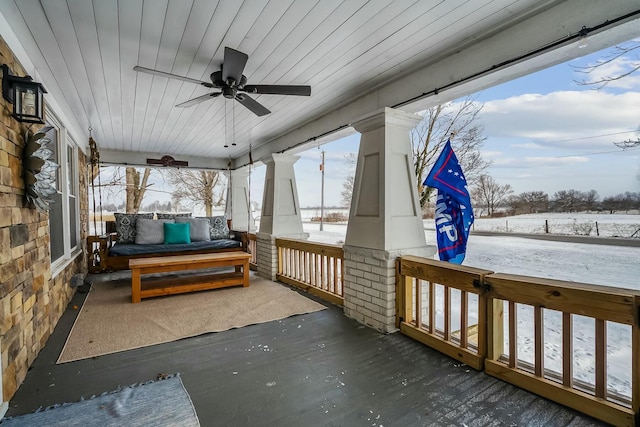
[275,238,344,306]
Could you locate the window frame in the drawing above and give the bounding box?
[46,109,81,274]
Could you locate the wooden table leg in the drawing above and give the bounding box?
[131,268,142,303]
[243,258,249,287]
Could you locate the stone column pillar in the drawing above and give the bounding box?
[343,107,435,333]
[224,168,256,232]
[256,153,308,280]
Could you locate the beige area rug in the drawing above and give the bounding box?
[57,272,326,363]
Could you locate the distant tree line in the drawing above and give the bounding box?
[500,190,640,216]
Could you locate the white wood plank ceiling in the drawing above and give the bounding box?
[1,0,639,169]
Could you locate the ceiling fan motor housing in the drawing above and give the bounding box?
[134,47,310,116]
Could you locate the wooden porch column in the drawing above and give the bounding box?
[256,153,308,280]
[224,168,256,232]
[343,107,435,333]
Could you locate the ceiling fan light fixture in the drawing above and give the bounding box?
[222,86,236,99]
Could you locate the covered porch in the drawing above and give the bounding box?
[1,1,640,426]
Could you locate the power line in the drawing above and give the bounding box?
[557,147,640,157]
[544,130,639,144]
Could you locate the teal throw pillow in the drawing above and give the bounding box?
[164,222,191,244]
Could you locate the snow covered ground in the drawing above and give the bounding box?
[466,212,640,238]
[301,217,640,400]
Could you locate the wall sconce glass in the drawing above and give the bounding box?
[2,64,47,124]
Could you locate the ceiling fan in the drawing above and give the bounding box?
[133,47,311,117]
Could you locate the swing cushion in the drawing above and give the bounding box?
[200,215,230,240]
[135,218,174,245]
[175,217,211,242]
[108,239,242,257]
[114,213,154,244]
[163,223,191,245]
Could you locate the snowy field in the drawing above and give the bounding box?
[467,212,640,238]
[301,219,640,400]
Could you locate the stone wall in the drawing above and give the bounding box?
[0,36,87,402]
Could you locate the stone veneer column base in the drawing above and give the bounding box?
[256,233,277,281]
[342,245,435,333]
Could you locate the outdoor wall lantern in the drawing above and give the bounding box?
[2,64,47,124]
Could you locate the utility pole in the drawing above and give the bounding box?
[320,150,325,231]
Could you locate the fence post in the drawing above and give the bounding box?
[595,221,599,236]
[545,220,549,234]
[505,220,508,232]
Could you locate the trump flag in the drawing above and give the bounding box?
[423,140,474,264]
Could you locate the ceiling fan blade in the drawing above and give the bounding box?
[222,47,248,86]
[134,66,214,88]
[235,94,271,117]
[176,92,221,108]
[243,85,311,96]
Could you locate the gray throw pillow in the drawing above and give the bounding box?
[135,219,174,245]
[175,217,211,242]
[200,215,230,240]
[114,212,154,244]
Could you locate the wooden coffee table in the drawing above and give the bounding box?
[129,252,251,303]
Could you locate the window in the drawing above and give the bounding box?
[46,111,80,269]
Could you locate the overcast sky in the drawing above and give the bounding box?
[253,39,640,208]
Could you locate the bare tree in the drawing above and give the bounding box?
[125,167,152,213]
[340,153,356,208]
[550,189,599,212]
[163,169,224,216]
[573,40,640,148]
[413,97,490,208]
[471,175,513,217]
[573,40,640,88]
[602,191,640,213]
[507,191,549,214]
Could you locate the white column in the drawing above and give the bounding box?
[256,153,308,280]
[224,168,256,232]
[343,107,435,333]
[258,153,307,238]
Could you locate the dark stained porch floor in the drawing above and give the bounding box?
[6,273,606,426]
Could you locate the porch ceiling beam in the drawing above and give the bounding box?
[233,0,640,169]
[99,149,229,170]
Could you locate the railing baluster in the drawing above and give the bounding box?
[562,312,573,387]
[332,257,338,293]
[509,301,517,369]
[444,285,451,341]
[461,290,468,349]
[534,306,543,377]
[320,254,325,290]
[595,318,606,399]
[428,281,435,334]
[415,279,422,328]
